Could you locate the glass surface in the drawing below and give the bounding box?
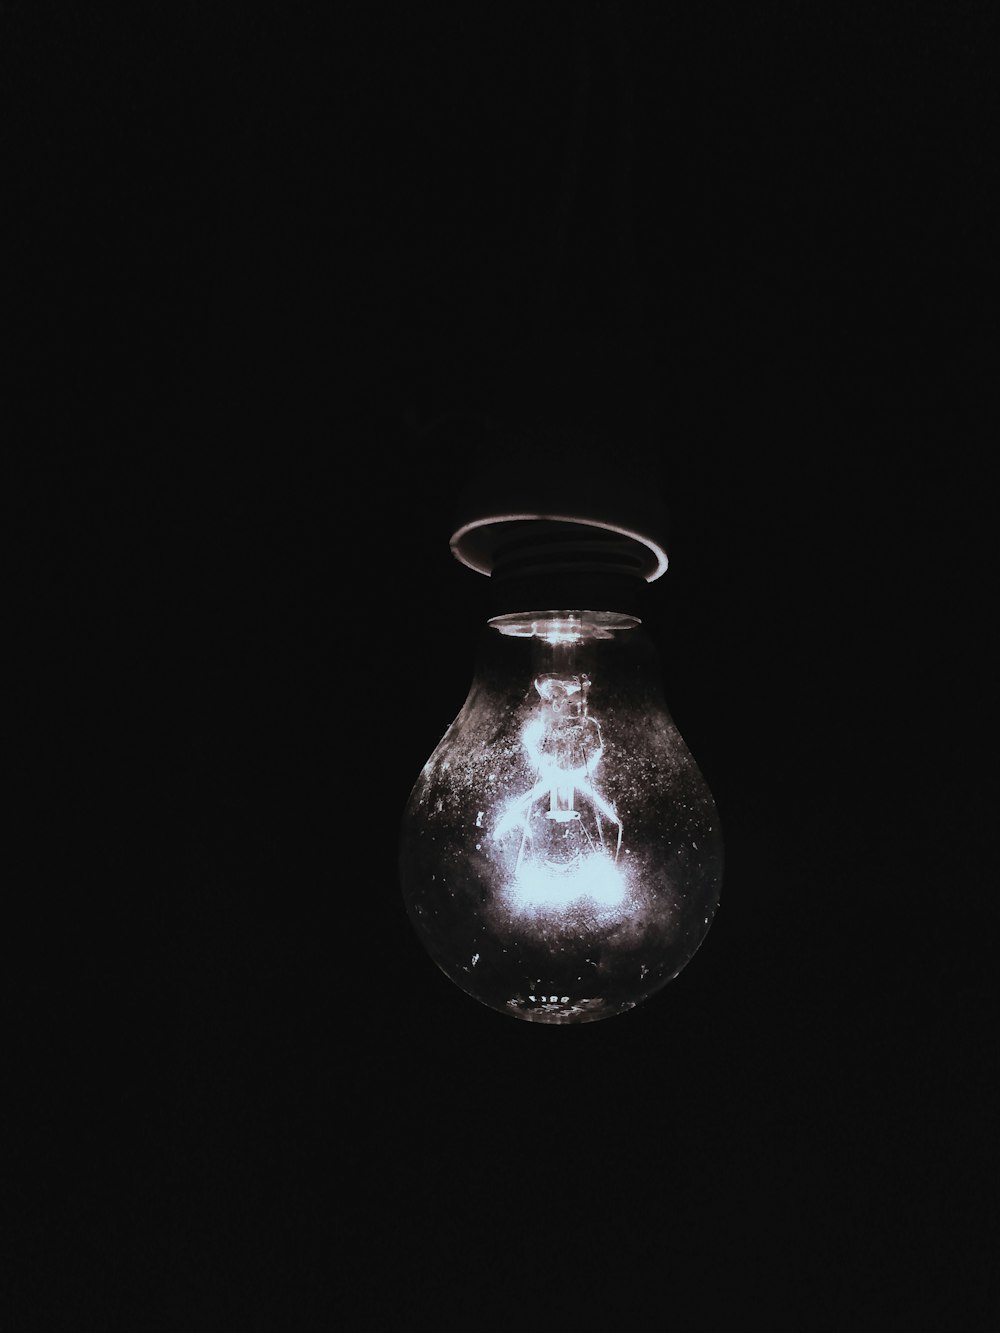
[399,611,723,1024]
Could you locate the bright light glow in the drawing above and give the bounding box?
[507,853,629,917]
[493,668,631,921]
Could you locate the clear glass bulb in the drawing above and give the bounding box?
[399,609,723,1025]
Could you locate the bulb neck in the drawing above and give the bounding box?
[484,567,651,619]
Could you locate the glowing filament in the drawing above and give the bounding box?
[494,672,627,916]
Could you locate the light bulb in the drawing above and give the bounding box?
[399,440,723,1025]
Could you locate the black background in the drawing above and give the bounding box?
[6,3,996,1328]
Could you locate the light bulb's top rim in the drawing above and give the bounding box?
[449,513,669,582]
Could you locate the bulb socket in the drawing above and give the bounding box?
[448,424,669,617]
[482,568,651,619]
